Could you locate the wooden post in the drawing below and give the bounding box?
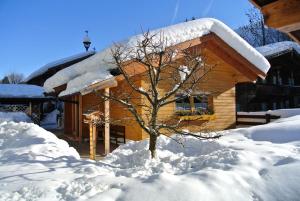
[71,97,75,134]
[89,122,96,160]
[78,95,83,144]
[74,96,78,137]
[93,123,97,158]
[104,87,110,155]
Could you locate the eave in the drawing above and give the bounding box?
[250,0,300,44]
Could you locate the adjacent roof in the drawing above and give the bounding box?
[250,0,277,7]
[0,84,45,98]
[256,41,300,59]
[44,18,270,97]
[24,51,96,84]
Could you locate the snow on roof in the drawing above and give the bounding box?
[44,49,114,96]
[24,51,95,82]
[44,18,270,97]
[0,84,45,98]
[256,41,300,58]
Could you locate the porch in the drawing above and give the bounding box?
[50,127,124,160]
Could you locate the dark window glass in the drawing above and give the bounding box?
[194,95,208,112]
[175,95,191,110]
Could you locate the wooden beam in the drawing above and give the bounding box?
[81,78,118,95]
[104,87,110,155]
[89,123,97,160]
[262,0,300,32]
[249,0,262,9]
[75,95,79,137]
[288,32,300,44]
[71,97,75,134]
[78,95,83,143]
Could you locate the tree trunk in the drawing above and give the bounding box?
[149,134,158,158]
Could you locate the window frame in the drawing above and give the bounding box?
[175,93,213,115]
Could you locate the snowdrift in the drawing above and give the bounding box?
[0,113,300,201]
[0,112,31,123]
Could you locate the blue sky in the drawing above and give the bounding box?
[0,0,254,78]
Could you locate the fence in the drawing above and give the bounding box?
[236,113,280,126]
[0,104,29,113]
[0,104,41,125]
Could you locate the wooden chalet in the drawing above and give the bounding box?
[249,0,300,43]
[44,19,270,159]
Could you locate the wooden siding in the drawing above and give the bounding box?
[138,48,244,138]
[80,77,144,141]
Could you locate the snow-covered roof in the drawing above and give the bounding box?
[44,18,270,97]
[24,51,95,83]
[256,41,300,58]
[0,84,45,98]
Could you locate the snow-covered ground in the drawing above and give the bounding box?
[0,112,31,123]
[0,112,300,201]
[40,109,60,129]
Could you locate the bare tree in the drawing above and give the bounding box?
[2,72,25,84]
[93,32,221,158]
[238,7,291,47]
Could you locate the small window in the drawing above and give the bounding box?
[175,94,213,115]
[175,95,191,111]
[194,95,208,113]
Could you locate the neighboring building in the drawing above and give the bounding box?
[236,41,300,111]
[249,0,300,43]
[44,18,270,157]
[0,84,53,124]
[24,51,95,86]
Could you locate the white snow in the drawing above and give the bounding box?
[256,41,300,58]
[83,35,91,43]
[0,84,45,98]
[44,18,270,97]
[178,65,191,81]
[24,51,95,82]
[40,109,59,129]
[1,111,300,200]
[0,112,31,122]
[44,49,114,96]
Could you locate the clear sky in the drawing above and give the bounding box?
[0,0,254,78]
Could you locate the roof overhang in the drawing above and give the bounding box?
[249,0,300,44]
[80,78,118,95]
[199,33,267,80]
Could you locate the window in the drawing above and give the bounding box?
[272,102,277,110]
[175,95,191,111]
[194,95,208,113]
[261,103,267,111]
[175,94,213,115]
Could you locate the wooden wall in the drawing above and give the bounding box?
[138,47,249,138]
[80,77,144,141]
[64,95,79,137]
